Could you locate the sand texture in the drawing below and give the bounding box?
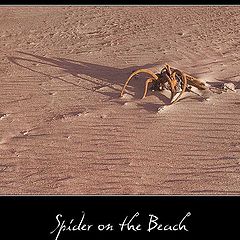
[0,6,240,194]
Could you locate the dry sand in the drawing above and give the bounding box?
[0,6,240,194]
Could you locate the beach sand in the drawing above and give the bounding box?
[0,6,240,194]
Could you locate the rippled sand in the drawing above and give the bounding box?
[0,6,240,194]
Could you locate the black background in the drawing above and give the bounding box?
[0,196,239,239]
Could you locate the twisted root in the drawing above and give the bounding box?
[121,63,206,105]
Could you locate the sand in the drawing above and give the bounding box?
[0,6,240,194]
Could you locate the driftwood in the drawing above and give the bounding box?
[120,63,209,104]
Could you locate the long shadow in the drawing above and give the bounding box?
[7,51,175,112]
[12,51,233,111]
[8,51,163,99]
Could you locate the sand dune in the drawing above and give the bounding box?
[0,6,240,194]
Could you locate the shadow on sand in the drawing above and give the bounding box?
[10,51,236,111]
[7,51,173,112]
